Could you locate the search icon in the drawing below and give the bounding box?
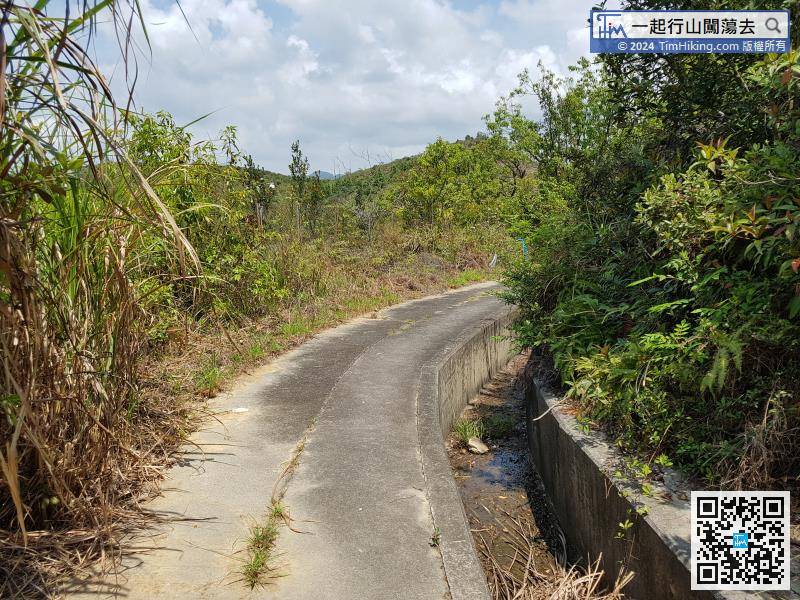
[765,17,781,34]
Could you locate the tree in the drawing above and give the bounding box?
[221,125,241,165]
[598,0,799,158]
[289,140,309,201]
[303,171,325,233]
[288,140,310,232]
[243,155,277,227]
[398,139,459,226]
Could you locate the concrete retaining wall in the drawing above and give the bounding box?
[436,306,518,436]
[522,360,716,600]
[417,303,518,600]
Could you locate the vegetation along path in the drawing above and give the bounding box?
[65,282,508,599]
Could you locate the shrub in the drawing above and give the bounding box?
[503,52,800,487]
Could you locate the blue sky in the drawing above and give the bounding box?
[96,0,598,173]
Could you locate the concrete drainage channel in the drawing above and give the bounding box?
[405,304,797,600]
[524,366,698,599]
[522,356,799,600]
[420,311,626,600]
[417,304,518,600]
[447,354,571,598]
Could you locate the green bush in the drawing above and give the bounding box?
[503,52,800,487]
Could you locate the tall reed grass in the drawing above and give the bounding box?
[1,1,196,593]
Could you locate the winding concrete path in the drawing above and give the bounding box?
[66,282,510,600]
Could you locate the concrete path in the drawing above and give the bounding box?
[65,282,508,600]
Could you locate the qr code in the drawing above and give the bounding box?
[691,491,790,590]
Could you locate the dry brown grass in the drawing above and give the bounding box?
[0,173,198,598]
[478,514,633,600]
[0,1,201,595]
[0,320,191,598]
[723,392,800,491]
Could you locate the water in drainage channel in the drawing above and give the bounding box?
[447,352,632,599]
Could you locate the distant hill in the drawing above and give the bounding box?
[319,132,496,204]
[336,154,419,183]
[322,154,419,205]
[263,170,292,184]
[317,171,340,180]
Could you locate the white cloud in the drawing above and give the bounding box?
[279,36,321,86]
[97,0,592,172]
[498,0,592,69]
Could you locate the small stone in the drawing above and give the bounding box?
[468,437,489,454]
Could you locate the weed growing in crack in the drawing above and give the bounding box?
[242,506,285,588]
[270,502,287,520]
[241,420,317,588]
[453,418,483,444]
[242,548,270,588]
[430,527,441,547]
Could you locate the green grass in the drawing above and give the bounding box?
[249,522,279,552]
[447,268,487,288]
[280,317,312,337]
[341,296,377,313]
[247,343,266,362]
[482,414,516,439]
[339,289,401,315]
[242,504,285,588]
[430,527,441,547]
[270,502,287,520]
[242,549,270,588]
[377,290,401,305]
[453,418,483,444]
[195,359,223,396]
[246,333,283,362]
